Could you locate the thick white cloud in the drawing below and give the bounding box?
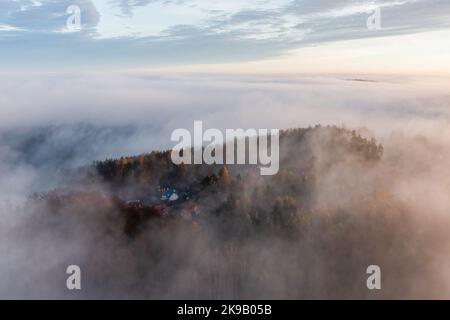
[1,73,450,147]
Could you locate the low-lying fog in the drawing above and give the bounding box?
[1,73,450,298]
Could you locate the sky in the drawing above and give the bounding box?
[0,0,450,74]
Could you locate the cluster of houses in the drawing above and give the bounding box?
[124,186,199,219]
[160,187,193,202]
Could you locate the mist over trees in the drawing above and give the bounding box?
[14,125,446,299]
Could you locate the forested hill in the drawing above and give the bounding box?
[27,125,432,299]
[34,125,384,237]
[90,126,382,192]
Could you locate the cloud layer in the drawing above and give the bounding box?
[0,73,450,298]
